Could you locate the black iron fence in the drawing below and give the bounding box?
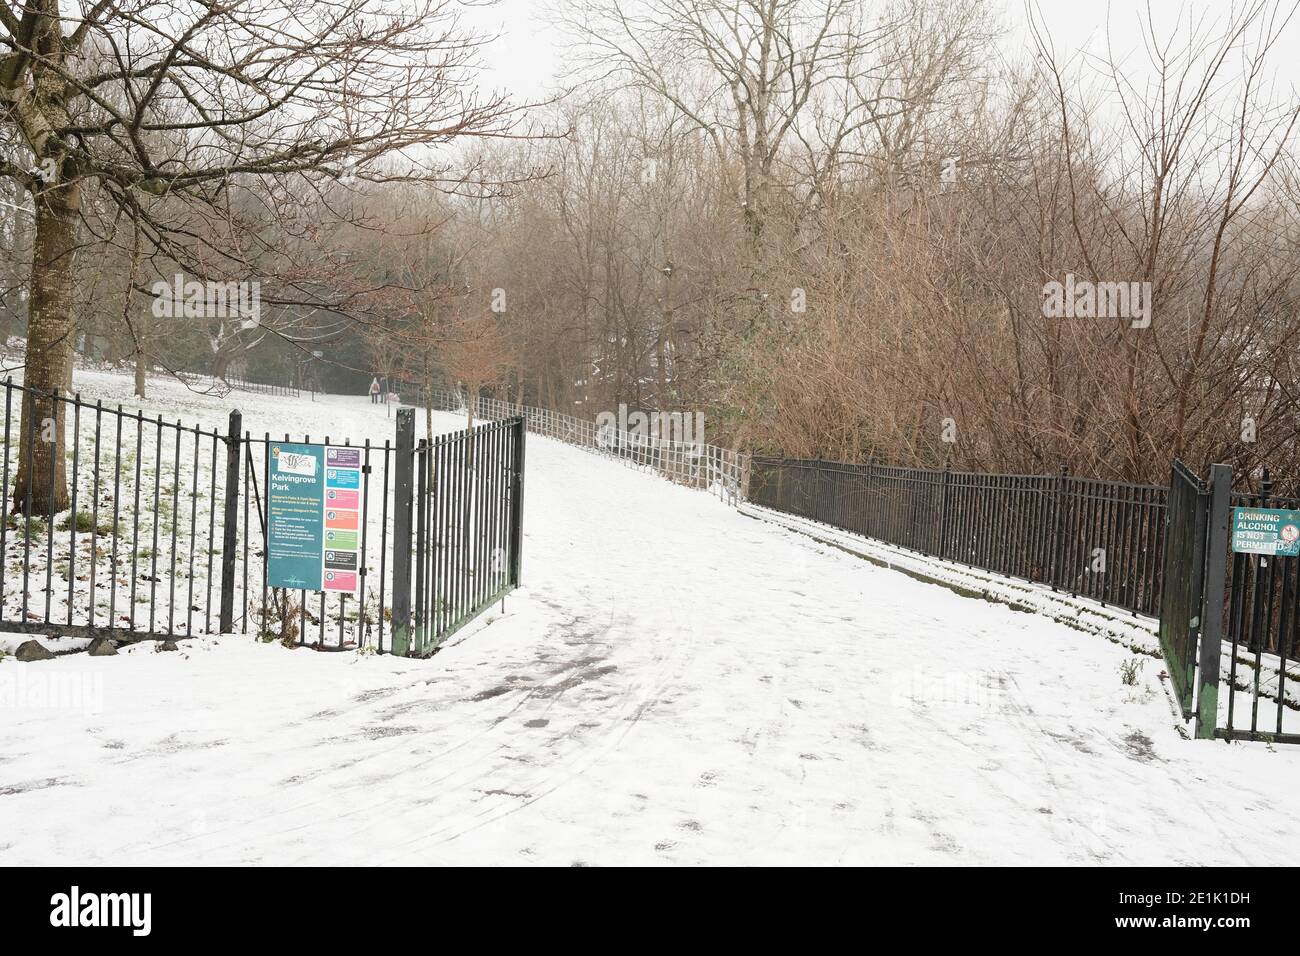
[222,369,300,398]
[229,416,399,652]
[0,382,231,641]
[418,385,747,505]
[398,410,525,658]
[0,380,523,657]
[1158,461,1209,720]
[747,457,1167,618]
[748,453,1300,743]
[1218,476,1300,742]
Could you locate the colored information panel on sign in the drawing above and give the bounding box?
[1231,507,1300,557]
[324,529,358,550]
[325,467,360,490]
[322,447,363,594]
[325,488,359,509]
[267,443,326,590]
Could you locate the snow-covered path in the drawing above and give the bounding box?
[3,398,1299,864]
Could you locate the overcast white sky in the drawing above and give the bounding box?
[461,0,1300,104]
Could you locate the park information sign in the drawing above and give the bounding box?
[267,444,363,594]
[1231,507,1300,557]
[267,443,326,590]
[323,447,362,595]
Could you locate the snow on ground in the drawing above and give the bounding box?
[740,503,1300,735]
[3,371,1300,864]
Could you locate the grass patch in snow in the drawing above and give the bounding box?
[1119,657,1144,686]
[7,515,48,538]
[56,511,120,535]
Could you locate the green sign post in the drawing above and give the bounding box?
[1231,507,1300,557]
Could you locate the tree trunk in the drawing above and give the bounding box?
[14,188,79,516]
[134,348,147,397]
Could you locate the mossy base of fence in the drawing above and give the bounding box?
[393,581,515,659]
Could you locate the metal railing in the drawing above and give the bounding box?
[398,411,525,658]
[0,379,520,657]
[1219,476,1300,741]
[222,369,300,398]
[0,380,235,641]
[418,386,748,506]
[746,457,1168,619]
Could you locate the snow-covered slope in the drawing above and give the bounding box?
[2,372,1299,865]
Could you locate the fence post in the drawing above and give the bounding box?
[1051,463,1069,590]
[218,409,242,633]
[508,416,527,586]
[865,458,875,537]
[937,460,951,559]
[1196,463,1231,740]
[389,408,415,656]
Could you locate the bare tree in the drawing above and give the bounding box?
[558,0,889,258]
[0,0,523,514]
[439,301,512,430]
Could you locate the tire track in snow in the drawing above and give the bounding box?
[119,601,611,862]
[352,594,701,862]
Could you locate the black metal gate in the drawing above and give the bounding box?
[393,410,525,658]
[1154,461,1300,744]
[1152,460,1231,740]
[0,379,524,658]
[1158,461,1209,720]
[1218,474,1300,743]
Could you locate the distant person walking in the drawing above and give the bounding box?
[369,377,381,404]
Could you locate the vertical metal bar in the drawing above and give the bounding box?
[455,429,466,624]
[66,395,80,625]
[414,438,428,656]
[129,410,143,631]
[242,438,252,633]
[1226,549,1248,733]
[432,436,443,639]
[378,441,390,653]
[1095,479,1112,605]
[88,401,101,628]
[475,424,487,610]
[389,408,415,656]
[360,440,372,650]
[1051,464,1068,590]
[1248,474,1273,733]
[490,422,503,597]
[1274,526,1296,736]
[109,407,123,628]
[186,426,199,636]
[20,385,35,623]
[261,432,269,642]
[42,391,60,622]
[508,417,526,587]
[430,438,441,641]
[438,435,449,636]
[218,410,242,633]
[461,427,471,619]
[0,382,11,622]
[147,416,163,633]
[339,593,347,648]
[166,421,181,635]
[205,429,218,633]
